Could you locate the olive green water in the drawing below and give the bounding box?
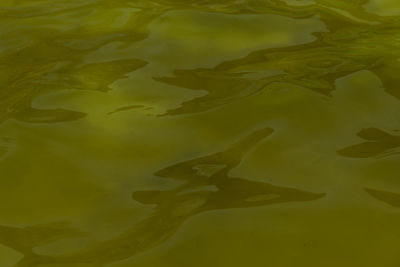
[1,0,400,266]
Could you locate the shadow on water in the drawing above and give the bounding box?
[155,26,400,116]
[0,44,148,123]
[338,128,400,158]
[150,0,400,116]
[365,188,400,208]
[1,0,400,266]
[2,0,400,119]
[0,0,153,124]
[4,128,325,266]
[0,222,85,257]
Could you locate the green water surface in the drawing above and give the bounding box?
[1,0,400,266]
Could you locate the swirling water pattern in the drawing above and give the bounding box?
[1,0,400,266]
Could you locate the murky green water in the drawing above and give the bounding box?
[1,0,400,266]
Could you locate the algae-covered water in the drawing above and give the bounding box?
[1,0,400,266]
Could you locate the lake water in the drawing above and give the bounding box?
[1,0,400,266]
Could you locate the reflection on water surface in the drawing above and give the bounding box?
[1,0,400,266]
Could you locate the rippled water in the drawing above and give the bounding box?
[1,0,400,266]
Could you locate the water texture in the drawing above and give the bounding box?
[0,0,400,266]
